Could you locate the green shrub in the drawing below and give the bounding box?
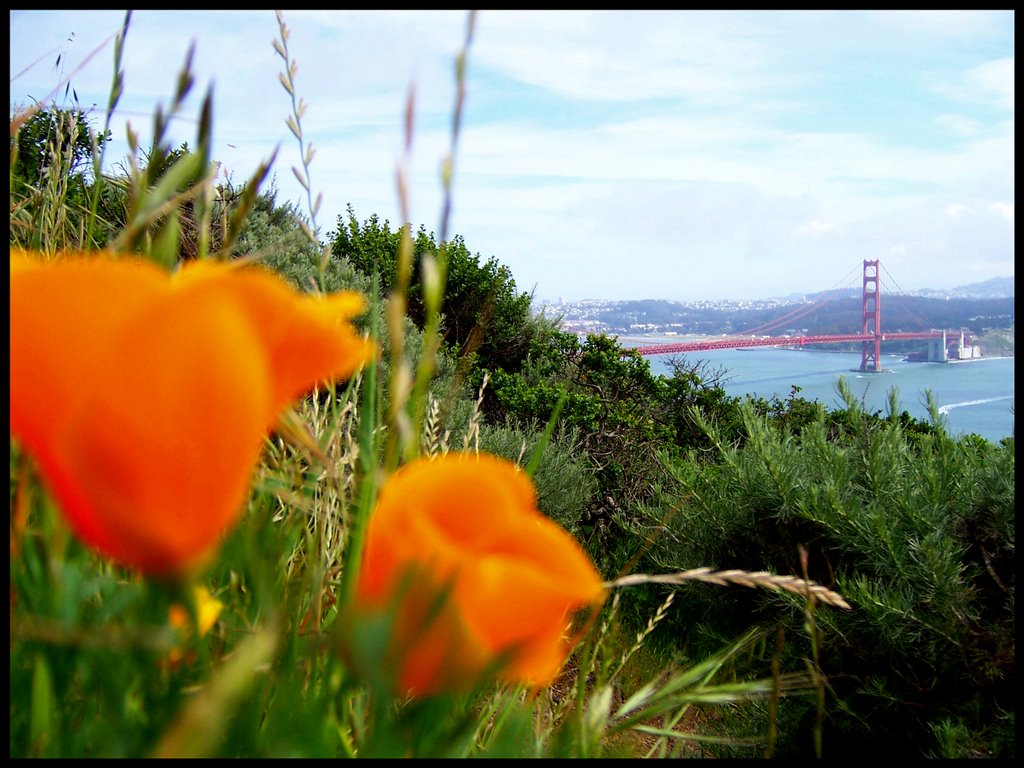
[330,207,535,372]
[645,382,1015,758]
[237,190,372,298]
[475,420,599,538]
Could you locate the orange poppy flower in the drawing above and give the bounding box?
[9,250,375,574]
[349,452,606,697]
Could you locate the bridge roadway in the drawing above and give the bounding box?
[629,331,950,357]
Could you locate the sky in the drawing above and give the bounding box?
[9,10,1015,303]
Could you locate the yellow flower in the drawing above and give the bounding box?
[167,586,224,667]
[9,250,375,574]
[349,452,606,697]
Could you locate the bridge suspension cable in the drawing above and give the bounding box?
[625,259,963,372]
[735,263,862,337]
[878,262,941,332]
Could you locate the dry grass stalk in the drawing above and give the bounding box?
[607,568,851,610]
[420,396,443,457]
[462,370,489,452]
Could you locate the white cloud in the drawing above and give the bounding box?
[473,10,781,105]
[9,9,1014,301]
[963,57,1014,111]
[935,114,982,137]
[867,10,1009,38]
[989,202,1013,221]
[937,56,1015,112]
[796,220,837,237]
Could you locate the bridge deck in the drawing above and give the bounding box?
[629,331,955,356]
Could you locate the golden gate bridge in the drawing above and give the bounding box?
[628,260,973,372]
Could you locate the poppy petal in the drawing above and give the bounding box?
[10,252,375,574]
[352,452,606,695]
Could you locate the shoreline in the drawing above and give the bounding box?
[614,334,1014,362]
[633,341,1013,444]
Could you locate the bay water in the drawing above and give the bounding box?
[620,337,1014,444]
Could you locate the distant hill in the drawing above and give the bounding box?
[805,276,1013,303]
[553,295,1014,342]
[942,276,1013,299]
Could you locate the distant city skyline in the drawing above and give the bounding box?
[9,10,1015,302]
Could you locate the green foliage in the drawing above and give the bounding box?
[234,188,472,466]
[476,421,599,537]
[482,330,766,576]
[9,107,108,250]
[660,356,749,449]
[10,68,217,259]
[440,235,534,370]
[10,107,99,190]
[11,410,362,758]
[11,503,199,756]
[330,206,535,371]
[236,190,372,298]
[644,387,1015,758]
[485,334,661,567]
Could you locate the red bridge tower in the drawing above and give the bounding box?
[860,259,882,372]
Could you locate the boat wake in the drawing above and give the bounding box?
[938,395,1014,415]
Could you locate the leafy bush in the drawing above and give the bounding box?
[644,382,1015,758]
[330,207,535,372]
[477,421,599,537]
[235,190,374,304]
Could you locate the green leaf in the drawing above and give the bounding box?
[30,653,55,757]
[150,208,181,269]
